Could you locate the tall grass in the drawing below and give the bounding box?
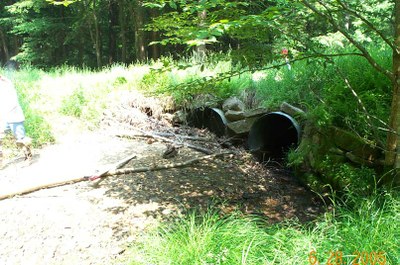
[127,191,399,265]
[1,63,150,146]
[252,47,392,140]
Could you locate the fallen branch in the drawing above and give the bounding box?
[88,152,137,181]
[0,177,88,201]
[116,130,214,154]
[0,153,137,201]
[152,132,212,142]
[103,151,233,176]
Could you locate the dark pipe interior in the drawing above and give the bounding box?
[248,112,300,160]
[188,107,227,137]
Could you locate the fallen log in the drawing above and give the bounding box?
[88,152,137,181]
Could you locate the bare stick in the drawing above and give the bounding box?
[0,177,87,201]
[0,153,137,201]
[103,151,233,176]
[116,131,214,154]
[88,153,137,181]
[152,132,212,142]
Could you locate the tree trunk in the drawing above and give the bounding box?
[0,29,10,64]
[84,0,102,67]
[196,0,207,56]
[149,9,160,60]
[108,0,118,64]
[93,2,102,68]
[385,0,400,184]
[133,0,147,62]
[58,7,67,65]
[118,0,127,63]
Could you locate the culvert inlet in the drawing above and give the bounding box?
[248,112,301,160]
[188,107,228,137]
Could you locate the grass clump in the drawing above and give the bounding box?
[59,87,87,117]
[127,191,399,265]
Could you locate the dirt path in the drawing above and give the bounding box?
[0,119,323,265]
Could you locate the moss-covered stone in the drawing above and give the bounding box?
[330,127,382,162]
[291,123,382,194]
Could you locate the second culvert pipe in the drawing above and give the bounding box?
[248,112,301,160]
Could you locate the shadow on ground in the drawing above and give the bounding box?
[93,138,324,240]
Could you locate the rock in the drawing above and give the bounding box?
[172,110,187,125]
[280,102,306,119]
[192,94,219,108]
[224,110,245,121]
[243,108,269,118]
[222,97,245,112]
[227,116,259,135]
[291,122,385,194]
[330,126,381,161]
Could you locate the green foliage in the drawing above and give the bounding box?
[320,156,377,194]
[145,0,249,46]
[6,0,71,67]
[0,64,146,146]
[23,111,55,147]
[140,55,249,104]
[252,45,391,142]
[59,87,87,117]
[322,49,391,140]
[127,191,400,264]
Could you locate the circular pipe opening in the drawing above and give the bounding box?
[248,112,301,160]
[188,107,227,137]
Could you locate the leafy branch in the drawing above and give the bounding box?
[301,0,394,82]
[151,52,364,95]
[334,0,395,51]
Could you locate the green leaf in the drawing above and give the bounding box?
[169,1,177,10]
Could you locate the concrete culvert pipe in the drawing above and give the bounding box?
[248,112,301,160]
